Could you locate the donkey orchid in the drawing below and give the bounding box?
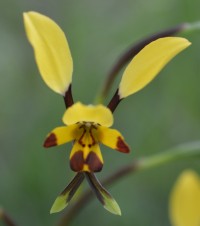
[23,11,191,215]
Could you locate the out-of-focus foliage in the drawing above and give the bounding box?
[0,0,200,226]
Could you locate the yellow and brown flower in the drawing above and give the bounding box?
[44,102,130,172]
[23,11,191,215]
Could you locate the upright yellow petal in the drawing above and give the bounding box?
[119,37,191,98]
[169,170,200,226]
[63,102,113,127]
[23,11,73,95]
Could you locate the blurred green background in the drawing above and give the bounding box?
[0,0,200,226]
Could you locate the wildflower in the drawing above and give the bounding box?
[23,11,191,215]
[169,170,200,226]
[44,101,130,172]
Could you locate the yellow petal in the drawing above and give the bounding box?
[70,141,103,172]
[169,170,200,226]
[63,102,113,127]
[97,126,130,153]
[43,124,79,147]
[23,11,73,95]
[118,37,191,98]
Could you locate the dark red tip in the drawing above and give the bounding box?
[43,133,57,148]
[116,136,130,153]
[86,152,103,172]
[70,151,84,172]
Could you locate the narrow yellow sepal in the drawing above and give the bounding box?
[63,102,113,127]
[119,37,191,98]
[169,170,200,226]
[23,11,73,95]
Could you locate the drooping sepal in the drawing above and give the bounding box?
[85,172,121,215]
[118,37,191,99]
[50,173,84,214]
[23,11,73,95]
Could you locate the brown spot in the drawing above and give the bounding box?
[70,151,84,172]
[116,136,130,153]
[89,128,96,146]
[86,152,103,172]
[43,133,57,147]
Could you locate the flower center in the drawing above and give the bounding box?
[77,122,98,148]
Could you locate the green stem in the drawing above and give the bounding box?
[139,141,200,170]
[57,141,200,226]
[179,21,200,36]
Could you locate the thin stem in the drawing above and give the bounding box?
[107,89,122,112]
[63,85,74,108]
[179,21,200,36]
[0,209,18,226]
[57,141,200,226]
[96,23,187,103]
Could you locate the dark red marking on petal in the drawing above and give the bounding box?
[78,128,86,147]
[89,128,96,146]
[86,152,103,172]
[116,136,130,153]
[43,133,57,148]
[70,151,84,172]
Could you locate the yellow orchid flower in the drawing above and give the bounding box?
[169,170,200,226]
[23,11,191,215]
[44,102,129,172]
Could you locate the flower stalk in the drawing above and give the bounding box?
[179,21,200,36]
